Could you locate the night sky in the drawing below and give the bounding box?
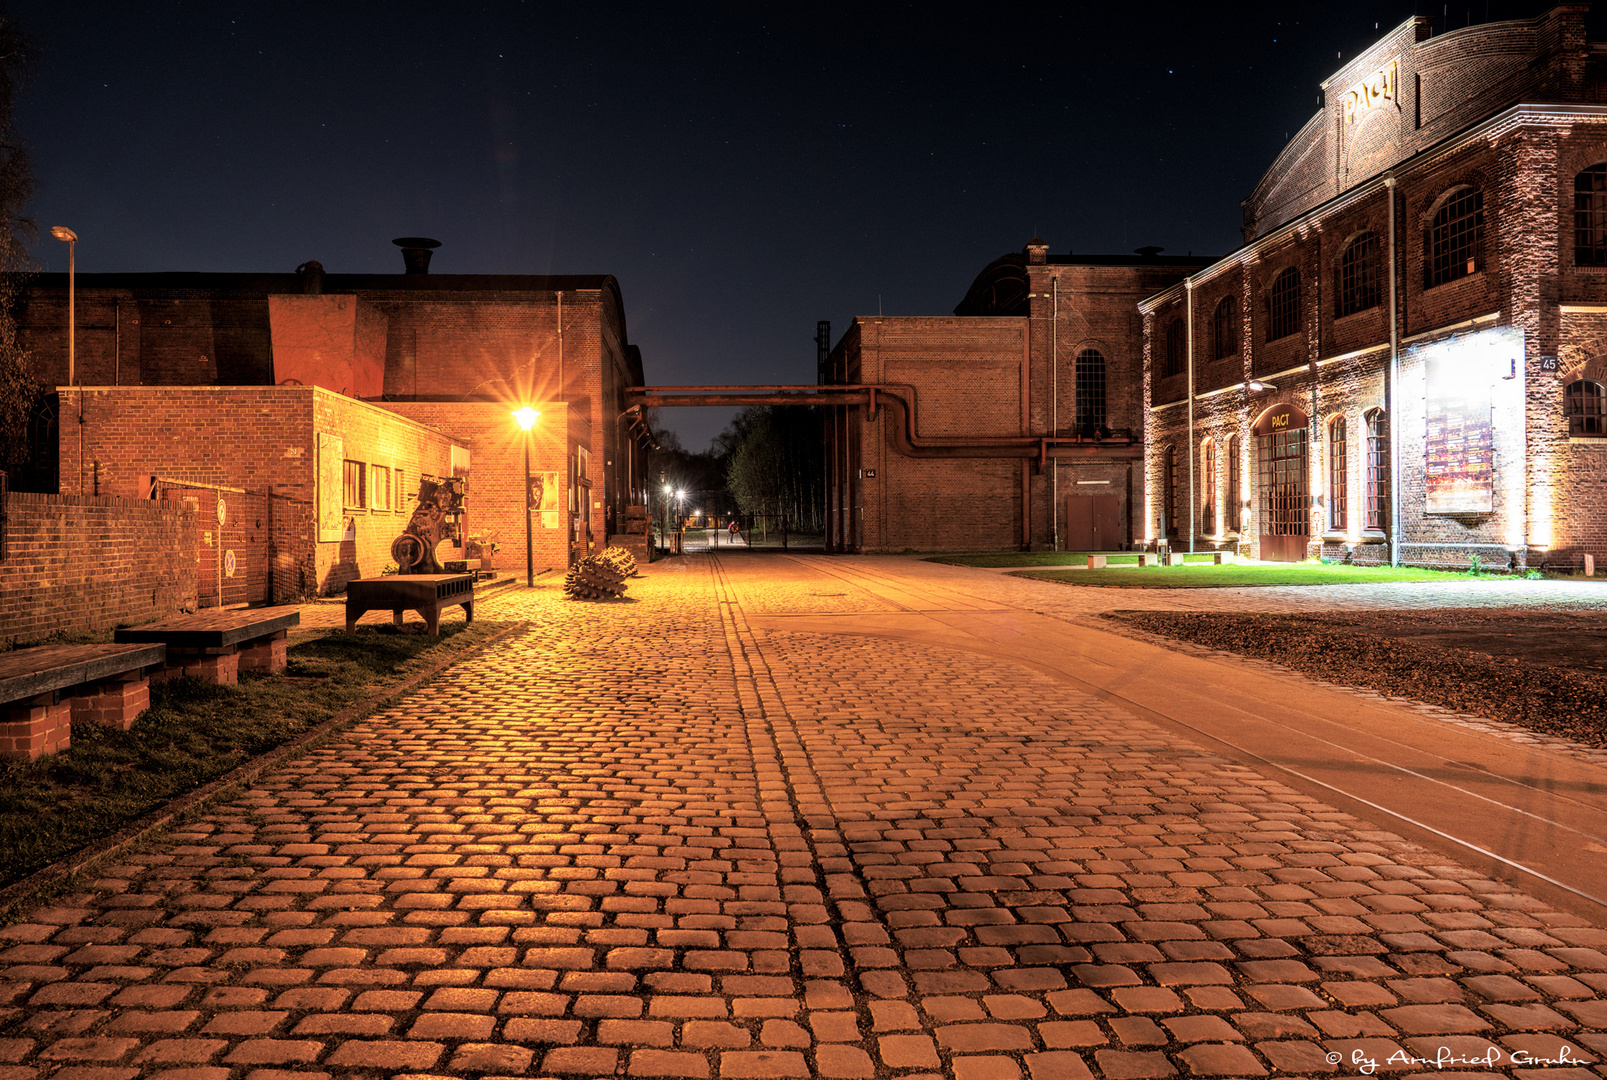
[13,1,1590,451]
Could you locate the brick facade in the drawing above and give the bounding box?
[1142,7,1607,570]
[0,490,198,648]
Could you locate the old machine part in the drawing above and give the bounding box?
[391,475,466,575]
[563,546,637,601]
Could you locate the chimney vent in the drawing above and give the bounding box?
[295,260,325,294]
[392,237,441,274]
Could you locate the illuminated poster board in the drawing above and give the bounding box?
[317,433,344,542]
[1413,325,1520,515]
[536,472,560,529]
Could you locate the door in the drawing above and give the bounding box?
[1253,404,1310,563]
[1064,494,1121,551]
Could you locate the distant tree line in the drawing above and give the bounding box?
[645,405,825,534]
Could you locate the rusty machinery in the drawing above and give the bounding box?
[391,474,466,575]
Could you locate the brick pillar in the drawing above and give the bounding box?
[1,694,72,760]
[159,648,241,686]
[238,631,288,675]
[68,674,152,732]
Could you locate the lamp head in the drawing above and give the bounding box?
[50,226,77,243]
[1247,380,1277,393]
[512,406,540,431]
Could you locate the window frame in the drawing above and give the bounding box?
[1211,296,1237,361]
[1577,164,1607,266]
[1336,232,1381,317]
[1201,438,1217,535]
[1164,318,1185,377]
[1227,434,1241,534]
[1328,416,1348,532]
[1425,186,1483,288]
[1164,446,1177,537]
[1566,379,1607,437]
[1074,348,1107,433]
[1266,267,1301,342]
[370,463,391,512]
[342,459,366,510]
[1365,410,1389,533]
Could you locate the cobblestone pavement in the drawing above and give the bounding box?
[4,555,1607,1079]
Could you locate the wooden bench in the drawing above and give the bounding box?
[345,574,474,635]
[115,608,300,686]
[0,643,166,759]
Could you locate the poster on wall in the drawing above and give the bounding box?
[1414,325,1520,515]
[317,433,344,542]
[536,471,560,528]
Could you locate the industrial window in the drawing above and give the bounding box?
[343,460,366,509]
[1169,443,1182,536]
[1074,348,1107,433]
[1266,267,1300,341]
[370,465,391,512]
[1256,426,1309,537]
[1576,165,1607,265]
[1365,410,1389,532]
[1566,380,1607,436]
[1212,296,1237,360]
[394,470,407,512]
[1227,434,1241,532]
[1201,438,1217,534]
[1328,417,1348,531]
[1337,232,1380,316]
[1426,187,1482,288]
[1164,318,1185,377]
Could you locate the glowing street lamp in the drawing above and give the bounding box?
[513,406,540,586]
[51,226,80,493]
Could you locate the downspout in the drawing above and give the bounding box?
[1186,278,1196,554]
[556,291,564,402]
[1021,318,1031,549]
[1051,276,1059,550]
[1386,176,1401,567]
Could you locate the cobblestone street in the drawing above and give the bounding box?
[4,555,1607,1079]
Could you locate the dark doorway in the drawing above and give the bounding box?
[1065,494,1121,551]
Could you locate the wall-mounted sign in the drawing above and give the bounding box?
[864,469,876,478]
[1252,402,1309,436]
[1540,355,1560,373]
[1343,60,1397,125]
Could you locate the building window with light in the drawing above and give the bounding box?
[1426,186,1483,288]
[1365,410,1389,532]
[1267,267,1300,341]
[1212,296,1237,360]
[1337,232,1380,316]
[1201,438,1216,534]
[1328,416,1347,531]
[1074,349,1106,433]
[1227,434,1241,533]
[1164,318,1185,377]
[343,459,366,509]
[1566,379,1607,436]
[1576,164,1607,265]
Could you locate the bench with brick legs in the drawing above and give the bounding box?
[114,609,300,686]
[345,574,474,636]
[0,643,166,760]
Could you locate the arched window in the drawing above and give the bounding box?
[1426,187,1483,288]
[1566,380,1607,436]
[1201,438,1217,535]
[1337,233,1380,316]
[1328,416,1348,531]
[1577,165,1607,265]
[1365,410,1389,533]
[1227,434,1241,533]
[1164,318,1185,377]
[1074,349,1107,434]
[1267,267,1301,341]
[1164,446,1177,537]
[1212,296,1237,361]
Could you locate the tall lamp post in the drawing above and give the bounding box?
[513,406,540,587]
[51,226,79,493]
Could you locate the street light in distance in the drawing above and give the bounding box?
[513,406,540,587]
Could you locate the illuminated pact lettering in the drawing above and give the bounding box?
[1343,61,1397,124]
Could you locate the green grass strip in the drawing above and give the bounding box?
[1011,563,1489,588]
[0,622,509,891]
[928,551,1225,568]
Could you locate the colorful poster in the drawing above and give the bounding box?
[536,471,560,529]
[1414,326,1519,515]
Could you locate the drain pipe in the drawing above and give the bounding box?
[1186,278,1196,554]
[1051,277,1059,550]
[1386,176,1401,567]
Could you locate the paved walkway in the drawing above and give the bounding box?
[3,556,1607,1079]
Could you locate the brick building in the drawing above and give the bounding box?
[825,244,1207,553]
[19,247,650,594]
[1142,6,1607,568]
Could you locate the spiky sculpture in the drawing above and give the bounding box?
[563,553,628,601]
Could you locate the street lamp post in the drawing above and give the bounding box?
[51,226,79,493]
[513,406,540,587]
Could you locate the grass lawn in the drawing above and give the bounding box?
[928,551,1226,568]
[0,621,507,892]
[1011,562,1504,588]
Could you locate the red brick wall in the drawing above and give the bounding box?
[0,491,198,648]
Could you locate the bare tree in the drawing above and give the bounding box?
[0,5,39,480]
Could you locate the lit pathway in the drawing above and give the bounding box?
[2,556,1605,1079]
